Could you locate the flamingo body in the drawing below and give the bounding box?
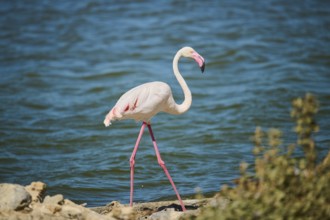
[104,81,175,125]
[103,46,205,212]
[104,46,205,127]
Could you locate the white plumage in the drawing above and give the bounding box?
[104,81,172,124]
[104,46,205,126]
[103,46,205,212]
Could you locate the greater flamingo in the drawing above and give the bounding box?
[104,46,205,211]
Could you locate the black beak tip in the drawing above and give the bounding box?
[200,62,205,73]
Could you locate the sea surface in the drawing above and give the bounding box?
[1,0,329,207]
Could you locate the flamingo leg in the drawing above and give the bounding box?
[146,124,186,212]
[129,122,146,207]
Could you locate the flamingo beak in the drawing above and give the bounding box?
[192,52,205,73]
[200,61,205,73]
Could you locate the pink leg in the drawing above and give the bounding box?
[129,122,146,207]
[146,124,186,211]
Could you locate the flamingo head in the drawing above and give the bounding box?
[181,46,206,73]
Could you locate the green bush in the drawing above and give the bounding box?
[189,93,330,220]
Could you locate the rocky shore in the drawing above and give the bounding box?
[0,182,218,220]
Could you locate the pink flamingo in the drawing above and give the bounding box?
[104,46,205,211]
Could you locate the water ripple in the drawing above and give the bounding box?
[0,0,329,207]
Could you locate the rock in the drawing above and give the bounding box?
[28,202,58,216]
[0,183,31,211]
[63,199,77,206]
[86,210,114,220]
[60,201,117,220]
[92,199,208,220]
[60,205,83,219]
[43,194,64,205]
[25,181,46,204]
[111,206,135,220]
[148,208,183,220]
[91,201,135,220]
[38,194,65,215]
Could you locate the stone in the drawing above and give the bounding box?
[111,206,134,220]
[0,183,31,211]
[24,181,46,204]
[60,205,83,219]
[148,208,183,220]
[60,201,116,220]
[63,199,76,206]
[43,194,64,205]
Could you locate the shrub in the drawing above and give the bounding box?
[189,93,330,220]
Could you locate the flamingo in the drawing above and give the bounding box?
[103,46,205,211]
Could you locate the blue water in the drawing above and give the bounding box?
[1,0,329,207]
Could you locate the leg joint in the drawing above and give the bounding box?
[130,157,135,167]
[158,159,165,167]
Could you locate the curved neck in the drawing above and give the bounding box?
[170,51,192,114]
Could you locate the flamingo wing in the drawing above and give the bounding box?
[104,81,172,126]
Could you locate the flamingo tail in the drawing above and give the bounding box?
[104,107,118,127]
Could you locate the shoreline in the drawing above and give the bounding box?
[0,181,216,220]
